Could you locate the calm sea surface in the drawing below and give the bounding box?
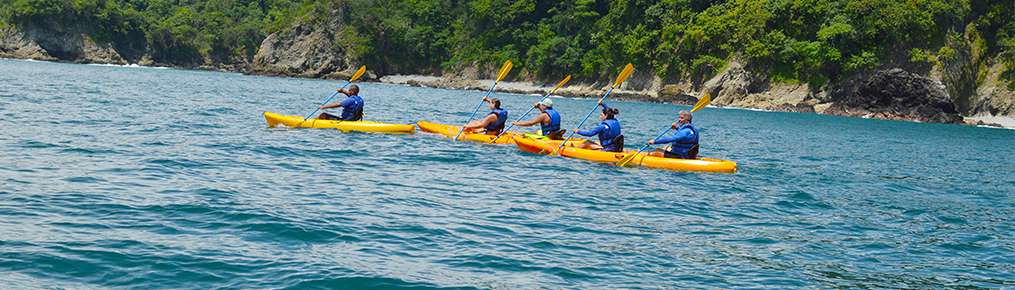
[1,59,1013,289]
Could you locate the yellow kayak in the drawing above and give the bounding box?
[416,121,588,145]
[513,136,737,173]
[263,112,415,133]
[417,121,519,144]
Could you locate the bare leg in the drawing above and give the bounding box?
[581,141,602,150]
[648,149,665,157]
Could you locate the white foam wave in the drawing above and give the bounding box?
[86,63,169,69]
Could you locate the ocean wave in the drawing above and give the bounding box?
[85,63,170,69]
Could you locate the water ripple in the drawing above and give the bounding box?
[0,59,1013,288]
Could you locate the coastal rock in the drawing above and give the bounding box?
[20,23,128,64]
[936,32,979,113]
[771,102,817,113]
[20,23,85,59]
[80,37,126,64]
[623,71,660,91]
[251,14,352,78]
[964,119,1003,128]
[701,59,759,105]
[827,68,963,123]
[969,62,1015,117]
[700,81,815,113]
[0,27,53,60]
[1,23,127,64]
[657,84,698,105]
[931,27,1014,120]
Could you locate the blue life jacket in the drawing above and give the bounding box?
[340,95,364,121]
[598,119,622,148]
[485,108,508,132]
[667,123,699,157]
[540,107,561,135]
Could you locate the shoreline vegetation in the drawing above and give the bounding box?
[378,73,1015,129]
[1,0,1013,128]
[5,55,1015,129]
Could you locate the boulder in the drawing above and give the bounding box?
[969,62,1015,117]
[1,23,127,64]
[701,59,759,106]
[827,68,963,123]
[657,84,698,105]
[772,102,816,113]
[0,27,53,60]
[251,14,353,78]
[81,37,126,64]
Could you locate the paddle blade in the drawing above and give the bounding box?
[348,65,367,82]
[612,63,634,88]
[617,152,639,167]
[549,75,571,95]
[690,93,711,113]
[496,60,513,82]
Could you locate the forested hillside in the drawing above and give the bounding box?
[2,0,1014,123]
[2,0,1011,82]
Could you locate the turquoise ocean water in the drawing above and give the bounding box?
[1,59,1013,288]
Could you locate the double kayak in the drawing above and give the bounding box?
[513,136,737,173]
[417,121,588,146]
[263,112,415,133]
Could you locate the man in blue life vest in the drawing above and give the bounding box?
[574,102,624,152]
[317,84,364,121]
[510,98,565,139]
[648,110,699,159]
[463,97,509,135]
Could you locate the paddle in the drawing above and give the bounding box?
[454,60,513,140]
[303,65,367,121]
[553,63,634,155]
[490,75,572,143]
[616,94,711,167]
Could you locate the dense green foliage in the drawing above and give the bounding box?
[0,0,308,63]
[2,0,1013,85]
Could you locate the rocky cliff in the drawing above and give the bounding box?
[969,62,1015,117]
[0,22,243,70]
[0,27,52,60]
[824,69,962,123]
[250,13,357,79]
[2,20,1012,127]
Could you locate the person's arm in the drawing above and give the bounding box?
[336,88,351,96]
[652,128,692,144]
[575,123,607,137]
[321,97,353,109]
[465,113,498,129]
[512,113,547,126]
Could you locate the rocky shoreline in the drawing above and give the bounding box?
[378,70,1012,129]
[4,55,1012,129]
[3,22,1013,129]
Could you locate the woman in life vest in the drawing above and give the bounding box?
[574,102,624,152]
[463,97,509,135]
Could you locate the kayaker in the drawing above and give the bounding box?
[510,99,565,139]
[574,102,624,152]
[648,110,698,159]
[317,84,364,121]
[463,97,508,135]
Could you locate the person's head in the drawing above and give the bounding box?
[537,99,553,111]
[348,84,360,95]
[678,110,692,125]
[600,106,619,121]
[488,98,501,110]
